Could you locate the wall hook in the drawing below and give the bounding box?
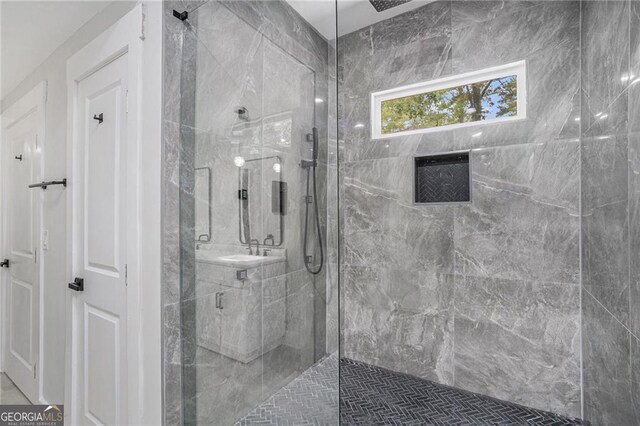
[93,113,103,124]
[173,10,188,21]
[14,155,22,161]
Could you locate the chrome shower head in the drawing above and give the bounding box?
[368,0,411,12]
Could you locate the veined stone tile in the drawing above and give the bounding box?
[582,291,636,425]
[342,264,454,384]
[343,157,454,273]
[582,200,630,327]
[631,337,640,423]
[338,1,450,55]
[219,0,329,66]
[163,121,181,307]
[451,1,541,30]
[581,0,630,137]
[581,88,629,138]
[581,134,629,211]
[192,2,263,135]
[454,141,580,283]
[630,1,640,134]
[629,133,640,338]
[163,5,184,124]
[162,303,182,426]
[450,2,580,148]
[262,39,316,159]
[338,32,452,162]
[451,1,579,73]
[453,275,581,418]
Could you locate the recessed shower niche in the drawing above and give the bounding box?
[414,152,471,204]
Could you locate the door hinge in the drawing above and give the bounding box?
[125,90,129,114]
[125,264,128,286]
[33,363,36,379]
[140,3,147,40]
[34,248,37,264]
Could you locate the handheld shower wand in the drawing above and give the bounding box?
[312,127,319,161]
[302,127,324,275]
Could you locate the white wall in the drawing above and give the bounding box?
[0,0,138,405]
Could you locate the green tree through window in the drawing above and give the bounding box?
[380,75,517,134]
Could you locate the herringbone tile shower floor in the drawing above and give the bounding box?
[236,356,586,425]
[236,354,339,425]
[340,359,586,426]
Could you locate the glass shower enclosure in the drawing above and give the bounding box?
[164,0,639,424]
[164,0,338,424]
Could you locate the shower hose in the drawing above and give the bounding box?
[303,159,324,275]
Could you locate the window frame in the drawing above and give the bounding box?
[370,60,527,139]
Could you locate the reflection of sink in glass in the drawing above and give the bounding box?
[197,252,286,268]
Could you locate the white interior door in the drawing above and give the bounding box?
[2,103,41,403]
[70,53,128,425]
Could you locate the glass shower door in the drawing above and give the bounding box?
[172,1,338,424]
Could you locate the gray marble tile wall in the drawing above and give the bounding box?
[163,2,192,423]
[162,0,337,424]
[338,0,583,418]
[581,0,640,424]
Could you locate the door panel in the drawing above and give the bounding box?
[11,134,34,256]
[85,86,121,275]
[72,53,128,425]
[9,279,32,365]
[4,107,40,403]
[84,305,119,425]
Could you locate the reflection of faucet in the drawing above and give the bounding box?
[263,234,275,246]
[248,239,260,256]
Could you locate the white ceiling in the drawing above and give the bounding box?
[1,0,112,99]
[286,0,430,39]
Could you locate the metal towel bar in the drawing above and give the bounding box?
[28,179,67,190]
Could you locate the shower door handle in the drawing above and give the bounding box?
[215,292,224,309]
[0,259,9,268]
